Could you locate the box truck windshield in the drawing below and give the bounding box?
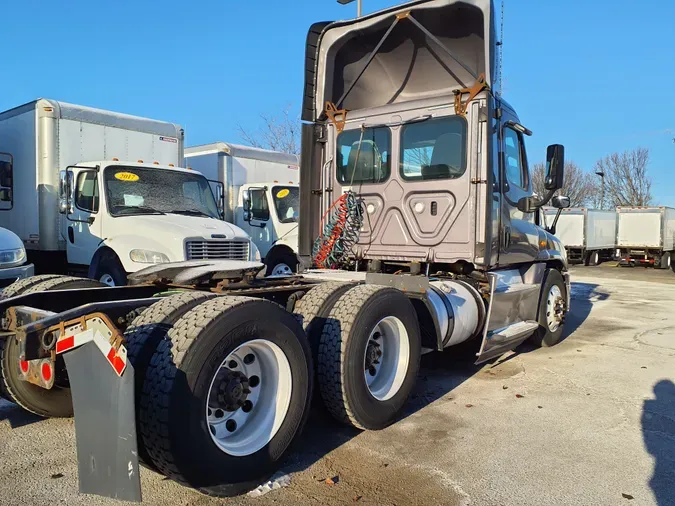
[272,185,300,223]
[103,166,220,218]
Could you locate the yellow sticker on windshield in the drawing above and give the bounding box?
[276,188,290,199]
[115,172,140,182]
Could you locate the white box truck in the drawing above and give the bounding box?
[185,142,300,275]
[0,99,259,285]
[544,207,617,265]
[617,206,675,269]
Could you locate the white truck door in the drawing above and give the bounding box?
[241,185,274,258]
[66,169,104,266]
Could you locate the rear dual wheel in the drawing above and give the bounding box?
[315,284,421,430]
[137,296,313,496]
[0,276,105,416]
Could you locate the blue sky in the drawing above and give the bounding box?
[3,0,674,204]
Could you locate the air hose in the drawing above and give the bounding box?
[312,191,363,269]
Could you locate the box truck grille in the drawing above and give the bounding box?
[186,241,249,261]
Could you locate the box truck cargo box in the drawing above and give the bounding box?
[617,206,675,269]
[544,207,617,265]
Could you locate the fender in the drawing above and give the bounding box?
[91,235,177,274]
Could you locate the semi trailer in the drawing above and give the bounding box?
[0,0,571,501]
[544,207,617,265]
[617,206,675,269]
[184,143,301,276]
[0,100,259,285]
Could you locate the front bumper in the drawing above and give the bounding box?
[0,263,35,288]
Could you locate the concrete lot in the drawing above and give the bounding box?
[1,265,674,506]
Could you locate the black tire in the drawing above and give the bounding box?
[124,291,215,471]
[1,277,105,417]
[293,282,356,354]
[264,248,299,277]
[0,274,66,300]
[139,296,313,496]
[317,284,421,430]
[529,269,567,348]
[584,250,600,266]
[90,251,127,286]
[658,252,671,270]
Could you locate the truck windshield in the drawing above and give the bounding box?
[103,166,220,219]
[271,186,299,223]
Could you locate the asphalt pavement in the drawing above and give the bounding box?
[1,265,674,505]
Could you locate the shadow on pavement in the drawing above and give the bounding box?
[561,282,608,341]
[0,399,43,428]
[642,380,675,505]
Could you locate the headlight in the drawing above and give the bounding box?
[250,242,261,262]
[0,247,26,267]
[129,249,170,264]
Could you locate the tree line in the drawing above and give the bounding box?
[532,147,653,208]
[239,112,655,209]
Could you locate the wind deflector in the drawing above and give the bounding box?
[306,0,496,121]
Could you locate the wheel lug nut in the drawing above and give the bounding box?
[226,420,237,432]
[249,376,260,388]
[243,353,255,365]
[242,400,253,413]
[369,366,377,376]
[228,360,237,369]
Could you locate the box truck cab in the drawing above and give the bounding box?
[185,143,300,276]
[0,100,258,285]
[60,161,258,285]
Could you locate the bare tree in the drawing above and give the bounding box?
[531,161,599,207]
[593,148,653,207]
[237,106,300,155]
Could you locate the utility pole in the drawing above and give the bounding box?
[595,171,605,210]
[337,0,362,17]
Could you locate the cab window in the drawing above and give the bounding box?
[75,171,99,213]
[0,154,12,210]
[337,127,391,185]
[503,127,528,190]
[249,188,270,221]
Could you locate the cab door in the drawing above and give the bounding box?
[65,169,104,266]
[498,113,540,266]
[240,185,274,258]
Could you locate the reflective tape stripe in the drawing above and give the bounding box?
[55,328,127,377]
[55,335,75,353]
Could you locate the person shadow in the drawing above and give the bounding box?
[642,380,675,505]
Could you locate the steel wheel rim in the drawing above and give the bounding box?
[668,255,671,268]
[546,285,564,332]
[206,339,292,456]
[593,252,599,265]
[363,316,410,401]
[271,263,292,276]
[99,274,115,287]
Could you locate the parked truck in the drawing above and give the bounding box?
[184,143,300,276]
[0,1,572,501]
[617,206,675,269]
[544,207,617,265]
[0,100,259,286]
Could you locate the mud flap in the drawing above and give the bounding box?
[63,342,141,502]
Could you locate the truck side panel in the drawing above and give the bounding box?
[0,107,39,247]
[617,208,662,248]
[57,120,182,168]
[663,207,675,251]
[553,211,584,248]
[585,210,617,250]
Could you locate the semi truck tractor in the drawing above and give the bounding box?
[184,143,300,276]
[617,206,675,269]
[0,99,259,286]
[0,0,571,501]
[544,207,617,265]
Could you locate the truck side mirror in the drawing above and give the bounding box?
[58,170,74,214]
[545,144,565,191]
[242,189,251,222]
[551,195,570,209]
